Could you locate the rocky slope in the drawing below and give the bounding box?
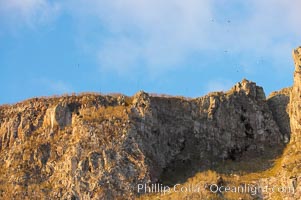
[0,47,301,199]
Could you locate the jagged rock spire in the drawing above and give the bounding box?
[290,46,301,144]
[230,79,266,101]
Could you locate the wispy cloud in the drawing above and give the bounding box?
[62,0,301,75]
[65,0,214,72]
[0,0,61,31]
[2,0,301,74]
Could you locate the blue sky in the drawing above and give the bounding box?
[0,0,300,104]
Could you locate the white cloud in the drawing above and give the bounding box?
[224,0,301,58]
[2,0,300,75]
[65,0,214,72]
[0,0,61,31]
[63,0,301,75]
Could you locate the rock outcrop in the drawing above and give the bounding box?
[43,102,72,132]
[137,80,283,187]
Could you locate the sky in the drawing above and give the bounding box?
[0,0,300,104]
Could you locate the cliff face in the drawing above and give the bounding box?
[0,85,285,199]
[290,47,301,145]
[252,46,301,200]
[268,87,291,143]
[0,48,301,200]
[277,47,301,199]
[138,81,282,185]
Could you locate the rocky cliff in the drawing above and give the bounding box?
[0,47,301,200]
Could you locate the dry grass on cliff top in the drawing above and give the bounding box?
[81,105,130,123]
